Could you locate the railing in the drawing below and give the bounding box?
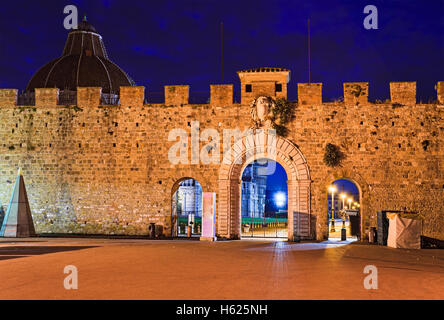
[58,90,77,105]
[17,91,35,106]
[100,93,120,105]
[16,90,120,106]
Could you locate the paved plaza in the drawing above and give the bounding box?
[0,237,442,300]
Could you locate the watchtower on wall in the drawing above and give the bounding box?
[237,67,290,105]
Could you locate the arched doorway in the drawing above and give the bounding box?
[240,159,288,238]
[327,178,361,241]
[171,178,202,238]
[218,131,311,241]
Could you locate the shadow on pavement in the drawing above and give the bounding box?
[0,241,46,244]
[0,256,27,261]
[0,246,98,257]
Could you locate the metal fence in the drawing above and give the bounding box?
[17,91,35,106]
[58,90,77,105]
[100,93,120,105]
[16,90,119,106]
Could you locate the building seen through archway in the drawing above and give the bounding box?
[172,179,202,237]
[241,159,288,238]
[327,179,361,241]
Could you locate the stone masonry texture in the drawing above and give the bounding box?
[0,77,443,240]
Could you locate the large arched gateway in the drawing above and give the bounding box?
[217,131,311,241]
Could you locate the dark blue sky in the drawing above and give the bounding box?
[266,163,288,193]
[242,160,288,212]
[332,179,359,197]
[241,160,288,191]
[1,0,443,101]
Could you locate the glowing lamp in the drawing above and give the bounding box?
[274,192,286,208]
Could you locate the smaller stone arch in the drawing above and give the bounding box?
[170,176,203,238]
[171,176,200,196]
[217,131,311,240]
[319,170,370,240]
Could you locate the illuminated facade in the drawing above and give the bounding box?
[176,179,202,217]
[241,163,267,218]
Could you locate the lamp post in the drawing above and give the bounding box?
[347,198,353,209]
[340,193,346,210]
[328,185,337,232]
[340,193,347,228]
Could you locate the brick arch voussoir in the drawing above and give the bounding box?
[218,136,310,182]
[320,169,369,195]
[169,174,206,196]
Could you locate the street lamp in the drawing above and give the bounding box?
[328,185,337,232]
[347,197,353,209]
[340,193,347,209]
[340,193,347,229]
[274,192,286,208]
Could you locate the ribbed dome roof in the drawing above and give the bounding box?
[26,17,135,94]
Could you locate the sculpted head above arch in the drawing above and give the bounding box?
[250,96,276,129]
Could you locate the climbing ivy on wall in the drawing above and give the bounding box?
[271,98,295,137]
[323,143,344,167]
[350,84,364,98]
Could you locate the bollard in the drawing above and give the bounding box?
[149,223,156,238]
[187,225,192,238]
[369,227,377,243]
[341,228,347,241]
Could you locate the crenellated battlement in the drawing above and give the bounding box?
[120,86,145,106]
[390,82,416,105]
[0,89,18,105]
[77,87,102,107]
[164,85,189,105]
[210,84,233,107]
[344,82,369,105]
[0,78,442,241]
[298,83,322,105]
[437,81,444,104]
[0,81,442,107]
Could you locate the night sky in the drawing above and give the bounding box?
[1,0,443,102]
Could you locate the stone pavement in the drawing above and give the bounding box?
[0,237,442,300]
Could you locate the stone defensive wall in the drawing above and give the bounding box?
[0,81,443,240]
